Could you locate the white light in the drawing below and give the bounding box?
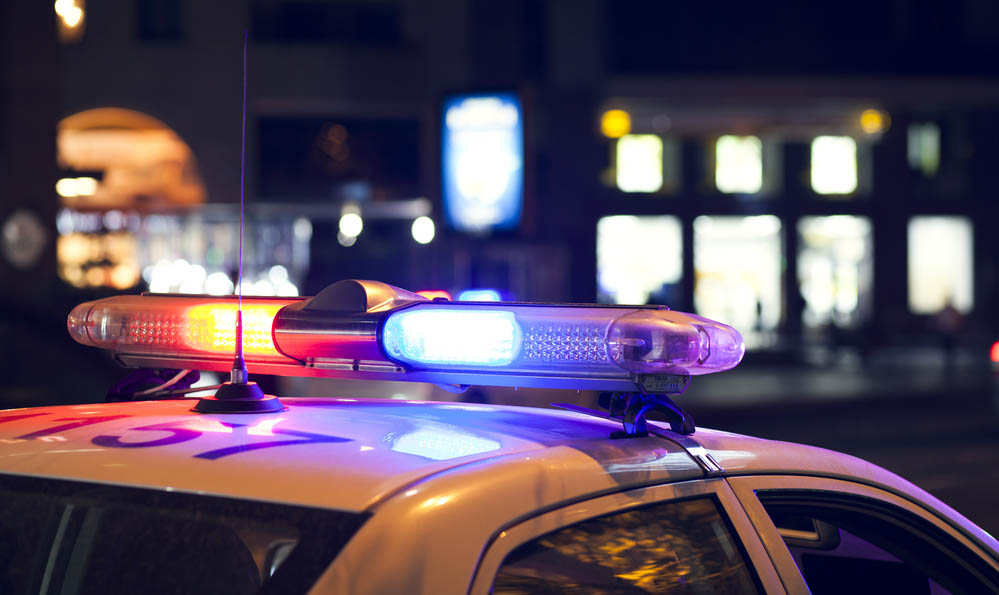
[616,134,663,193]
[252,280,276,296]
[205,272,234,296]
[715,135,763,194]
[339,213,363,238]
[178,264,207,294]
[75,177,98,196]
[293,217,313,241]
[811,136,857,194]
[337,231,357,247]
[56,178,78,198]
[277,281,299,296]
[908,217,973,314]
[102,210,125,231]
[694,215,783,346]
[56,209,74,234]
[411,216,435,244]
[798,215,873,328]
[54,0,74,18]
[597,215,682,305]
[268,264,289,284]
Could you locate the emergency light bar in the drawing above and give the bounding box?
[68,280,745,393]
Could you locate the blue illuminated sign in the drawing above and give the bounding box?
[442,92,523,231]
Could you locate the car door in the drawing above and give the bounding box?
[728,475,999,595]
[469,478,787,594]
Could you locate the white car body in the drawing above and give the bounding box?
[0,397,995,594]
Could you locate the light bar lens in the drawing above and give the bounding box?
[381,308,520,366]
[68,295,299,361]
[457,289,502,302]
[381,304,744,377]
[607,310,745,374]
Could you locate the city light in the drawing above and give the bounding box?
[615,134,663,193]
[908,123,941,177]
[55,177,98,198]
[412,216,435,244]
[860,109,889,135]
[601,109,632,138]
[54,0,85,44]
[715,135,762,194]
[798,216,873,328]
[597,215,682,305]
[339,212,363,238]
[811,136,857,195]
[694,215,783,347]
[205,272,234,296]
[908,216,973,314]
[442,93,523,231]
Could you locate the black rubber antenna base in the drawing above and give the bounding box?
[192,381,286,414]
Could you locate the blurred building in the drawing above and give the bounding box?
[4,0,999,360]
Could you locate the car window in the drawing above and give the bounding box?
[0,474,366,595]
[491,497,760,594]
[759,493,998,595]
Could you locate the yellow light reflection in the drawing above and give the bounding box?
[600,109,631,139]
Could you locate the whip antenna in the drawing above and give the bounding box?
[232,26,249,385]
[194,28,284,414]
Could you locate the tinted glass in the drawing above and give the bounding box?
[492,497,759,594]
[761,494,998,595]
[0,474,366,595]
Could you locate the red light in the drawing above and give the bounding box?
[185,302,284,356]
[416,290,452,301]
[68,295,299,362]
[990,341,999,364]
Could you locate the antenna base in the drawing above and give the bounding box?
[193,381,285,414]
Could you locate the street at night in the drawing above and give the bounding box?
[1,0,997,593]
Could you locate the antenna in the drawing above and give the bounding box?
[194,28,283,414]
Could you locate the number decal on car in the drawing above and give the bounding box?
[193,428,352,460]
[0,412,351,459]
[92,421,202,449]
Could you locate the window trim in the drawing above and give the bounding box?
[468,477,785,594]
[727,475,999,595]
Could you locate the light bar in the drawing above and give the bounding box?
[380,303,743,378]
[68,295,302,363]
[67,280,745,392]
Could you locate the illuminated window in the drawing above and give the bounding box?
[615,135,663,193]
[597,216,681,305]
[908,217,973,314]
[694,215,782,348]
[907,123,940,177]
[798,216,873,328]
[811,136,857,195]
[715,135,762,194]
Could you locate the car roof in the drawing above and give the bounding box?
[0,398,699,511]
[0,397,975,537]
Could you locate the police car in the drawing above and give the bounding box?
[0,280,995,594]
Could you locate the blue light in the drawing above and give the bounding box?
[442,92,523,232]
[390,428,501,461]
[382,307,522,367]
[457,289,501,302]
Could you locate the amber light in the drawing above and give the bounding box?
[185,302,284,357]
[68,295,300,363]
